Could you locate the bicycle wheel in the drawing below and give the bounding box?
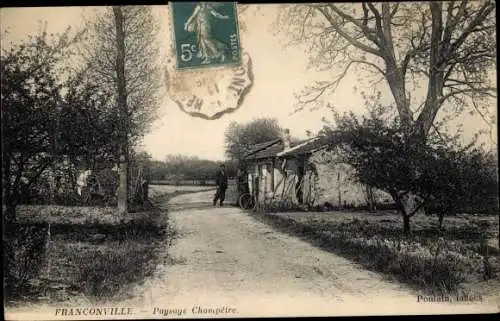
[238,193,255,210]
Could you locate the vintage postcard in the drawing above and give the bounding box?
[2,2,499,320]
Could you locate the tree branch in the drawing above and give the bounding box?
[293,61,356,114]
[390,3,399,19]
[315,6,383,57]
[409,198,426,217]
[328,4,381,47]
[444,1,495,63]
[440,86,496,103]
[381,3,396,61]
[350,59,386,76]
[471,98,494,130]
[366,3,383,35]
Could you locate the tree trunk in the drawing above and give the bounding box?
[4,204,16,225]
[117,158,127,214]
[394,192,423,234]
[365,186,376,212]
[403,214,411,234]
[385,63,412,128]
[113,6,128,214]
[438,212,445,229]
[400,192,425,217]
[3,155,16,223]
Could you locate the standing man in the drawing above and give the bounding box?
[214,163,228,207]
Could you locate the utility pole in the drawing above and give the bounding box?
[113,6,128,214]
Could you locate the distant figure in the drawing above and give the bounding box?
[76,169,92,196]
[213,164,228,207]
[236,166,249,195]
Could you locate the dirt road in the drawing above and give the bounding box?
[6,190,497,320]
[123,190,497,317]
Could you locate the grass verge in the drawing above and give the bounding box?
[248,210,499,296]
[4,190,183,306]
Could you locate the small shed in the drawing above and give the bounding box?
[243,132,393,209]
[243,133,328,207]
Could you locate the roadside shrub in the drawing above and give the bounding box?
[326,231,478,293]
[392,239,472,292]
[73,241,158,301]
[65,217,175,302]
[4,223,49,299]
[259,199,304,213]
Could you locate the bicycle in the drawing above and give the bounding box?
[238,171,318,212]
[239,173,296,212]
[238,191,256,210]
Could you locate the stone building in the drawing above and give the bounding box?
[243,130,392,208]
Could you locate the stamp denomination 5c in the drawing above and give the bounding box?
[171,2,242,70]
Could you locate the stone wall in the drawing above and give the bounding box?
[308,150,393,207]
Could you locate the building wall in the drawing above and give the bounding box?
[302,165,318,205]
[272,159,299,203]
[308,150,393,207]
[247,149,392,208]
[247,159,300,204]
[247,162,270,202]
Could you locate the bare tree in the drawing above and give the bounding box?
[79,6,163,213]
[276,1,496,216]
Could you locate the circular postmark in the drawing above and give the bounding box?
[165,52,254,120]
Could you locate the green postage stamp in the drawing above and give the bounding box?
[171,2,242,69]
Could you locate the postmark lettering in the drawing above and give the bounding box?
[165,52,253,120]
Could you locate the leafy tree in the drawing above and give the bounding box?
[224,159,238,178]
[422,147,498,226]
[60,71,120,170]
[322,106,498,233]
[149,160,169,181]
[1,27,84,222]
[224,117,284,161]
[79,6,163,213]
[276,2,496,214]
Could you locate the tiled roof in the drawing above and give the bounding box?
[277,137,328,157]
[245,142,285,160]
[244,136,328,160]
[244,138,282,157]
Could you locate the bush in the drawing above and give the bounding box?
[321,229,479,293]
[73,241,159,301]
[4,223,49,299]
[256,199,304,213]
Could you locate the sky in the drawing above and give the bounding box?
[1,5,497,162]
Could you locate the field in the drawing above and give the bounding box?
[4,185,211,306]
[149,184,216,199]
[250,209,500,297]
[150,180,217,186]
